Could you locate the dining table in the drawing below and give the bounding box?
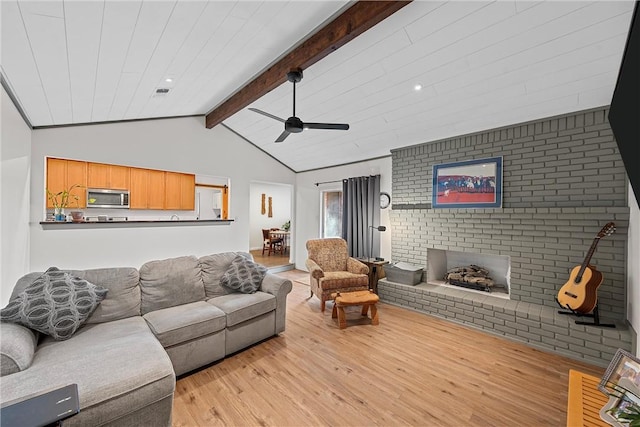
[269,229,291,255]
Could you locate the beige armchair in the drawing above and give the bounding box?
[305,238,369,312]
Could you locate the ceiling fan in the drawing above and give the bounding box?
[248,68,349,143]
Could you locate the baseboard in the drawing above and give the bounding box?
[268,264,294,273]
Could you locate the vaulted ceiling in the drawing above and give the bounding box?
[1,1,635,172]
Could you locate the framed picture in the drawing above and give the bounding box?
[600,390,640,426]
[599,349,640,398]
[432,156,502,208]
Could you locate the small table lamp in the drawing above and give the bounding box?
[369,225,386,261]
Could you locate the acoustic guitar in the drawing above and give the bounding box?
[556,222,615,314]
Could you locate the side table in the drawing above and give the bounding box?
[357,258,389,294]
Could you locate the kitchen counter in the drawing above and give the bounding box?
[39,219,234,229]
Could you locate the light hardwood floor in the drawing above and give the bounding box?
[172,269,605,426]
[250,249,291,268]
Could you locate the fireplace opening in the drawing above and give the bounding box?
[427,249,510,298]
[444,264,507,293]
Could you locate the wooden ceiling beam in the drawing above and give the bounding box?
[205,1,412,129]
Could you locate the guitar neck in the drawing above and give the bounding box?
[576,237,601,281]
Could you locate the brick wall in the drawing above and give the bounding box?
[385,106,632,365]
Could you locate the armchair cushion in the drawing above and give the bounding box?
[305,238,348,271]
[319,271,369,292]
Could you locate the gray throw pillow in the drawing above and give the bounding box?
[0,267,108,341]
[220,255,267,294]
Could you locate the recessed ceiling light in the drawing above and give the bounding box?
[414,83,423,91]
[165,78,173,83]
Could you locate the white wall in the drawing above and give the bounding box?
[249,182,292,250]
[1,86,32,305]
[294,157,392,271]
[29,117,295,275]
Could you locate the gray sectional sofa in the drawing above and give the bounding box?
[0,252,292,426]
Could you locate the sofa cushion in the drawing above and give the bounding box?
[143,301,226,348]
[0,267,108,340]
[139,255,205,315]
[207,292,276,327]
[12,268,140,325]
[220,255,267,294]
[199,252,252,297]
[67,267,141,324]
[0,322,38,376]
[0,317,175,426]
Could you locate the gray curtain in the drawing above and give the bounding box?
[342,175,380,259]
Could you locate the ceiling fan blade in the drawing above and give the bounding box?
[303,122,350,131]
[275,130,291,143]
[248,108,285,123]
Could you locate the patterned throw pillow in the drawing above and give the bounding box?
[220,255,267,294]
[0,267,108,341]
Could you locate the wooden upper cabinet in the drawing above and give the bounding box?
[48,158,197,212]
[129,168,149,209]
[109,165,130,190]
[87,162,130,190]
[165,172,195,210]
[46,158,67,209]
[180,173,195,210]
[147,169,166,209]
[46,158,87,209]
[130,168,166,209]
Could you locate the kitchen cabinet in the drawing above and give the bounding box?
[130,168,166,209]
[47,157,198,212]
[87,163,130,190]
[46,158,87,209]
[165,172,195,210]
[147,169,166,209]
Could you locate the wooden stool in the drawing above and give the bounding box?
[331,290,380,329]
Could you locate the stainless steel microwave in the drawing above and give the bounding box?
[87,188,130,208]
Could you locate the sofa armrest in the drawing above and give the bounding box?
[0,322,38,377]
[260,273,293,299]
[305,259,324,279]
[260,273,293,335]
[347,257,369,275]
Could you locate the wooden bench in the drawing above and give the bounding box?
[567,369,609,427]
[331,290,379,329]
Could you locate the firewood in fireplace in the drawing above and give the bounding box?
[444,265,495,291]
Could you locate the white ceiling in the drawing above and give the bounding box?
[1,1,635,172]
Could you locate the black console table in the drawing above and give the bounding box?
[357,258,389,294]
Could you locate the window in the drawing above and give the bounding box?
[321,190,342,238]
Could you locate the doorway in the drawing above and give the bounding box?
[249,181,293,271]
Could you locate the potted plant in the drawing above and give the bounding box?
[47,184,83,222]
[282,220,290,231]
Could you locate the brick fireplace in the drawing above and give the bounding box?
[380,106,632,367]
